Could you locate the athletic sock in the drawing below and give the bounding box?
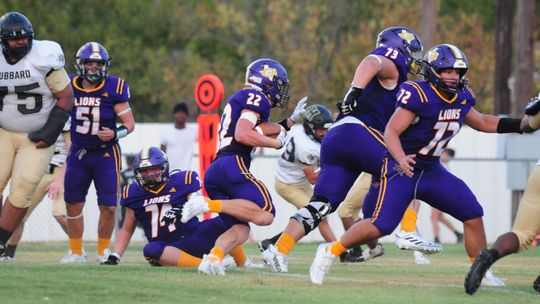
[5,244,17,258]
[275,232,296,255]
[330,240,347,256]
[207,199,222,213]
[209,247,225,262]
[69,237,84,256]
[400,208,418,233]
[177,250,202,267]
[97,237,111,256]
[230,246,247,267]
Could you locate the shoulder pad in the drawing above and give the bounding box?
[29,40,66,73]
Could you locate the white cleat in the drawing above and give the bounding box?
[482,269,505,286]
[310,243,337,285]
[413,250,431,264]
[60,250,88,264]
[0,256,15,262]
[198,254,225,275]
[395,231,443,254]
[244,258,265,269]
[261,244,288,273]
[181,194,209,223]
[96,248,111,264]
[361,243,384,261]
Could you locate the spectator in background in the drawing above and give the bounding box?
[160,103,198,171]
[430,148,464,244]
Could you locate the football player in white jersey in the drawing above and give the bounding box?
[465,94,540,294]
[1,121,71,260]
[0,12,73,258]
[259,104,336,250]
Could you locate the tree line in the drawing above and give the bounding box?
[1,0,537,121]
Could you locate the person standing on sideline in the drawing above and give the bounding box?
[430,148,463,244]
[160,102,198,171]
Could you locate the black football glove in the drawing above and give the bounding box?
[161,207,182,225]
[102,253,120,265]
[525,93,540,116]
[337,87,363,115]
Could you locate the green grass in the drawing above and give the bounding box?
[1,243,538,303]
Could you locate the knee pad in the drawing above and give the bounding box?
[292,195,331,235]
[143,242,166,266]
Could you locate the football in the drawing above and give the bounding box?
[255,122,282,139]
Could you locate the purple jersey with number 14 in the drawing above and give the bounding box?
[366,80,484,236]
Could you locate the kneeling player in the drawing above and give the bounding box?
[103,147,257,270]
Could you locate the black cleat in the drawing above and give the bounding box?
[258,239,272,252]
[344,247,365,263]
[534,274,540,293]
[464,249,495,295]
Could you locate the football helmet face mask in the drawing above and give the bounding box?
[75,42,110,83]
[0,12,34,63]
[134,147,170,190]
[376,27,423,74]
[302,104,333,143]
[245,58,290,109]
[422,44,468,94]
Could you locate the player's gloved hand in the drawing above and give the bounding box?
[289,96,308,123]
[525,91,540,115]
[161,207,182,225]
[276,126,287,149]
[102,252,121,265]
[337,87,363,115]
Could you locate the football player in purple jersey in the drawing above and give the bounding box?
[61,42,135,264]
[262,27,434,273]
[178,58,307,275]
[310,43,529,285]
[102,147,255,269]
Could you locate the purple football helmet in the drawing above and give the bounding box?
[75,42,110,83]
[376,27,423,74]
[423,44,468,94]
[0,12,34,62]
[134,147,170,189]
[245,58,290,108]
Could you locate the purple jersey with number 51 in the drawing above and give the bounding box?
[69,74,130,149]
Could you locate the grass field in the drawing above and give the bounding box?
[1,242,538,303]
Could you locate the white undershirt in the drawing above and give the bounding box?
[160,125,198,171]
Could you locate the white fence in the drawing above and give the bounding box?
[17,123,539,244]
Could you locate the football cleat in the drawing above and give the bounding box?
[533,274,540,292]
[464,249,496,295]
[257,239,273,252]
[181,195,209,223]
[221,255,236,269]
[261,244,288,273]
[395,231,443,254]
[198,254,225,276]
[60,249,88,264]
[340,246,363,263]
[310,243,337,285]
[244,258,265,269]
[96,248,111,264]
[413,251,431,265]
[361,243,384,261]
[482,269,505,287]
